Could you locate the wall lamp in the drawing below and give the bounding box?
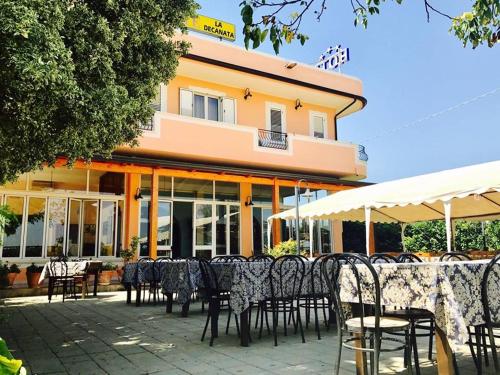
[244,196,254,206]
[134,188,143,201]
[244,88,253,100]
[294,99,303,110]
[285,62,298,69]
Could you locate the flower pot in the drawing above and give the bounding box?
[98,270,114,286]
[27,272,42,288]
[7,273,17,287]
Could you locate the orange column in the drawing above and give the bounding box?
[125,173,140,260]
[332,220,344,253]
[271,179,281,247]
[240,182,253,257]
[148,170,159,259]
[369,222,376,255]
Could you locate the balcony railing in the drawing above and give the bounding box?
[358,145,368,161]
[139,118,154,131]
[258,129,288,150]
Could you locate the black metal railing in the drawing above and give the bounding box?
[358,145,368,161]
[139,118,154,131]
[258,129,288,150]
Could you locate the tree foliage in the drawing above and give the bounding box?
[0,0,197,183]
[240,0,499,53]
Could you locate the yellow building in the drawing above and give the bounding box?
[0,33,368,263]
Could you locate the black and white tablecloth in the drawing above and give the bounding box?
[39,261,90,283]
[338,260,500,349]
[122,261,172,288]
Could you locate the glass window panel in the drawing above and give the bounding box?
[0,175,27,191]
[174,178,213,200]
[99,201,116,257]
[67,200,81,258]
[159,176,172,198]
[116,201,124,257]
[229,206,240,255]
[46,198,66,257]
[320,220,332,253]
[82,200,98,257]
[215,181,239,202]
[193,94,205,119]
[195,204,212,247]
[151,85,162,112]
[270,108,282,132]
[215,205,227,255]
[252,207,262,254]
[313,116,325,138]
[157,201,172,247]
[251,185,273,205]
[180,89,193,117]
[29,168,87,193]
[262,208,272,251]
[139,200,150,257]
[88,171,124,195]
[207,97,219,121]
[279,186,296,208]
[2,196,25,257]
[195,249,211,260]
[141,175,152,196]
[222,98,235,124]
[25,197,46,257]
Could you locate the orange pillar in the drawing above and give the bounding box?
[148,169,159,259]
[369,222,376,255]
[125,173,140,260]
[271,179,281,247]
[240,182,253,257]
[332,220,344,253]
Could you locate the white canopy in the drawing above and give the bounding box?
[268,160,500,253]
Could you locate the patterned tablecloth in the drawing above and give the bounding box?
[39,261,90,283]
[338,260,500,349]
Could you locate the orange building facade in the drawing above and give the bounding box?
[0,33,368,264]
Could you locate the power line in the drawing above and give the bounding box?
[361,87,500,142]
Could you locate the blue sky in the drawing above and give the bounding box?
[194,0,500,182]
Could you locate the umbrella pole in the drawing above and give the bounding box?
[444,201,452,252]
[365,207,371,256]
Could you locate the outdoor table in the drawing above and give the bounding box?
[39,260,102,298]
[339,259,500,375]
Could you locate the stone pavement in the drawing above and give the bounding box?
[0,291,493,374]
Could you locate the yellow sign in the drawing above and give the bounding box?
[186,15,236,42]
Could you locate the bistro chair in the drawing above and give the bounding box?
[248,254,274,262]
[299,254,330,340]
[439,252,472,262]
[248,254,274,333]
[153,257,172,304]
[48,257,76,302]
[210,255,248,263]
[259,255,306,346]
[321,253,413,375]
[198,258,240,346]
[369,253,398,264]
[135,257,155,304]
[397,253,424,263]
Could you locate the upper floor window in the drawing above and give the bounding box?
[266,103,286,133]
[180,88,235,124]
[310,112,327,139]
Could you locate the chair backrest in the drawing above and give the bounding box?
[248,254,274,263]
[321,253,381,332]
[439,252,472,262]
[153,257,172,282]
[369,253,398,264]
[310,254,329,297]
[482,253,500,326]
[210,255,248,263]
[397,252,423,263]
[198,258,219,296]
[136,257,154,283]
[49,258,68,277]
[269,255,305,300]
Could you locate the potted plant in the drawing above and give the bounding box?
[26,263,44,288]
[0,263,9,289]
[98,262,117,285]
[118,236,139,279]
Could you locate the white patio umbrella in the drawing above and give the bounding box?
[268,160,500,254]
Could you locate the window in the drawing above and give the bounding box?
[266,103,286,133]
[157,200,172,254]
[25,197,46,257]
[310,112,327,139]
[29,168,87,193]
[174,178,213,200]
[139,200,150,257]
[99,201,117,257]
[179,89,236,124]
[46,198,67,257]
[215,181,239,202]
[2,196,25,257]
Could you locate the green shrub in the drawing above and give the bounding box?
[264,239,308,258]
[102,262,117,271]
[8,264,20,274]
[26,263,44,273]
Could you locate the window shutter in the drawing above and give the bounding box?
[222,98,235,124]
[179,89,193,117]
[270,109,282,133]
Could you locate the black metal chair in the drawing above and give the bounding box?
[248,254,274,263]
[299,254,330,339]
[439,252,472,261]
[48,257,76,302]
[210,255,248,263]
[199,258,240,346]
[369,253,399,264]
[321,253,413,375]
[153,257,172,304]
[259,255,306,346]
[136,257,155,304]
[248,254,274,332]
[397,253,424,263]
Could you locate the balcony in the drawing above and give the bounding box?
[119,113,367,179]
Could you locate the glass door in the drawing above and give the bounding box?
[82,200,98,257]
[2,196,25,258]
[67,199,82,257]
[157,200,172,257]
[193,203,212,259]
[46,197,67,257]
[24,197,46,258]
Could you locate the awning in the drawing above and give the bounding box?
[268,161,500,253]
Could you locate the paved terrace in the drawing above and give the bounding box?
[0,292,491,375]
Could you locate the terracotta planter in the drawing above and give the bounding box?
[7,273,18,287]
[27,272,42,288]
[98,270,114,286]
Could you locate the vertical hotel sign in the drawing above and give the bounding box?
[186,15,236,42]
